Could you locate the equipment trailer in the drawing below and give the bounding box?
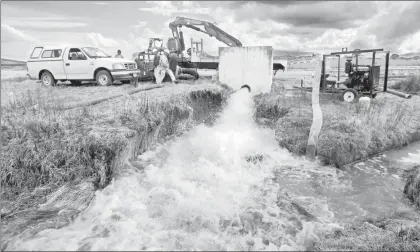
[319,48,390,102]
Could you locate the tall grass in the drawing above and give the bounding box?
[316,97,417,167]
[1,89,128,203]
[404,166,420,208]
[1,83,226,206]
[391,75,420,95]
[314,209,420,251]
[255,89,419,167]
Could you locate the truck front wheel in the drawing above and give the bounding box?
[96,70,112,86]
[41,71,56,87]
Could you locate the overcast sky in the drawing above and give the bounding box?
[2,1,420,60]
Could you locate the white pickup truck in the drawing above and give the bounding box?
[27,45,140,87]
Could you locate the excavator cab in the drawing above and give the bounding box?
[167,38,181,53]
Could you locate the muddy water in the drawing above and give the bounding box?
[276,141,420,224]
[9,89,420,251]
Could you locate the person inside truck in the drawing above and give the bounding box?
[115,50,124,59]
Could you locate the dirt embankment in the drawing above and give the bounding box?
[1,83,230,250]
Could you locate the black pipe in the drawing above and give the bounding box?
[386,89,412,99]
[337,55,340,82]
[241,85,251,92]
[384,52,389,92]
[179,31,185,52]
[322,56,326,90]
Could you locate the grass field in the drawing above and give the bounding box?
[257,73,420,168]
[1,75,228,215]
[391,75,420,95]
[0,73,232,250]
[1,60,419,250]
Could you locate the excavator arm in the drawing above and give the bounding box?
[169,16,242,53]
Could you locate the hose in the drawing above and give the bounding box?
[386,89,412,99]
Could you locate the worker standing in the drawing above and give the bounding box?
[169,52,181,77]
[115,50,124,59]
[154,50,178,84]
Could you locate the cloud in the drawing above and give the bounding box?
[1,23,38,43]
[130,21,148,32]
[207,6,356,53]
[216,1,420,53]
[398,31,420,54]
[1,3,91,30]
[138,1,209,16]
[4,18,88,29]
[306,29,357,50]
[231,1,379,29]
[2,0,420,61]
[349,1,420,52]
[1,24,39,60]
[86,33,120,48]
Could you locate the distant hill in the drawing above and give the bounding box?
[273,50,314,57]
[1,58,27,66]
[1,58,27,70]
[400,52,420,58]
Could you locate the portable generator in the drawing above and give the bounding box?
[343,58,380,93]
[320,48,390,103]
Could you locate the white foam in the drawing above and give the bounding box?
[399,150,420,165]
[9,88,411,251]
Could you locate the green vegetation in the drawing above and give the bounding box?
[255,90,420,168]
[1,83,227,224]
[404,166,420,208]
[313,209,420,251]
[1,89,126,204]
[391,75,420,95]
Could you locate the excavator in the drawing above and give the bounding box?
[166,16,286,75]
[133,16,286,83]
[168,16,242,52]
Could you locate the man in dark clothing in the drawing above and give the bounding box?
[168,53,180,76]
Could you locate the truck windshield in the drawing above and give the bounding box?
[81,47,111,58]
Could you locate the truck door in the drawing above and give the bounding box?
[63,48,91,79]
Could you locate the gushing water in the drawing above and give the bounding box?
[9,89,418,251]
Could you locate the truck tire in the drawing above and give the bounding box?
[181,68,199,80]
[41,71,56,87]
[70,80,82,86]
[96,70,112,86]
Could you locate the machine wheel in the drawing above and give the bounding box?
[70,80,82,86]
[96,70,112,86]
[41,71,56,87]
[341,89,358,103]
